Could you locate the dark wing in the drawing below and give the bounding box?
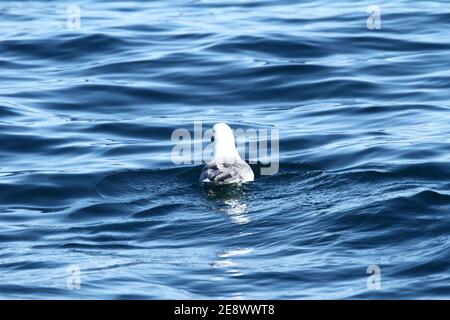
[199,161,236,184]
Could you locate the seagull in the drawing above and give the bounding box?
[200,123,254,185]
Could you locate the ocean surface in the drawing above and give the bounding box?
[0,0,449,299]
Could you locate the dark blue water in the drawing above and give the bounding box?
[1,0,450,299]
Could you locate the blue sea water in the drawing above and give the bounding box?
[0,0,450,299]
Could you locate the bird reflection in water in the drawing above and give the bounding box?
[203,183,251,224]
[204,184,254,293]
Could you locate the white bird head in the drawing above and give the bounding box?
[211,123,241,162]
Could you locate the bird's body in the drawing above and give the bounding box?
[200,123,254,185]
[200,159,254,184]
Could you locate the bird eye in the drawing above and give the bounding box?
[211,136,215,142]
